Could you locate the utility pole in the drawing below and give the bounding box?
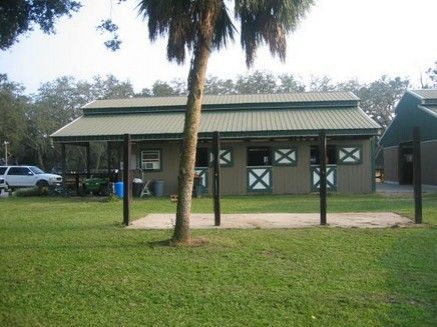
[3,141,10,165]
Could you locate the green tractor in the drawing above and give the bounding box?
[82,177,110,196]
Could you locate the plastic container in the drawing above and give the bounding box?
[132,179,144,198]
[193,176,202,198]
[114,181,124,198]
[153,179,164,197]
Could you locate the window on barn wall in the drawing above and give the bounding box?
[337,145,362,164]
[141,149,161,170]
[310,145,337,165]
[196,148,209,167]
[247,147,271,166]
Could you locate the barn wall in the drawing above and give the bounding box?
[335,139,372,193]
[136,141,180,195]
[421,140,437,186]
[383,146,399,183]
[134,138,373,196]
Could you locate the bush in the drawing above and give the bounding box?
[13,187,48,197]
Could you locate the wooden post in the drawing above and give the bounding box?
[371,136,376,192]
[86,143,91,178]
[75,173,79,195]
[413,127,422,224]
[117,143,122,172]
[123,134,131,226]
[106,142,112,195]
[61,143,66,188]
[213,131,221,226]
[107,142,111,176]
[319,130,327,225]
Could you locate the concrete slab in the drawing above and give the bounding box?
[127,212,413,230]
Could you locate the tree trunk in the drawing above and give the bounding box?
[37,147,44,170]
[173,8,216,244]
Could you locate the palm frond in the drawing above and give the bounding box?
[137,0,235,64]
[235,0,314,67]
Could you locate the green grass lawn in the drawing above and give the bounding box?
[0,194,436,326]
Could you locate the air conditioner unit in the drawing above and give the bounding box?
[143,162,159,170]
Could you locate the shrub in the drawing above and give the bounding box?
[13,187,48,197]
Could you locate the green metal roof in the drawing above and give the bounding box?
[408,89,437,107]
[423,105,437,114]
[380,90,437,147]
[409,89,437,100]
[51,106,380,142]
[83,92,359,110]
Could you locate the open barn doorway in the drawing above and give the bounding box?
[399,142,413,184]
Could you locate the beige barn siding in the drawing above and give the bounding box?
[335,139,372,193]
[421,140,437,186]
[273,143,311,194]
[383,147,399,183]
[132,138,373,195]
[137,142,180,195]
[220,142,247,195]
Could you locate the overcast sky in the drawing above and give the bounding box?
[1,0,436,93]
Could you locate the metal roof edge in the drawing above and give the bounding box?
[418,105,437,119]
[51,128,380,143]
[82,100,97,109]
[346,91,360,101]
[82,92,360,111]
[50,116,83,138]
[356,106,382,129]
[406,90,437,104]
[378,115,398,146]
[406,90,425,102]
[82,101,360,116]
[394,91,421,114]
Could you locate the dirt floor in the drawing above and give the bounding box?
[127,212,413,229]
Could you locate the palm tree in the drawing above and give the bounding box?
[138,0,314,244]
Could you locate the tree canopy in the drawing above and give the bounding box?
[423,61,437,88]
[0,0,81,50]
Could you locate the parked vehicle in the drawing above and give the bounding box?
[82,177,109,196]
[0,176,5,192]
[0,166,62,190]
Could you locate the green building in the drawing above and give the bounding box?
[379,90,437,186]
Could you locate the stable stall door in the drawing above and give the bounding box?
[247,147,272,192]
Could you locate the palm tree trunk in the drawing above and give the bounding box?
[173,10,216,244]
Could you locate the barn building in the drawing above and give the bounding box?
[379,89,437,186]
[51,92,380,195]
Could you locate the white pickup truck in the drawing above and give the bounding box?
[0,166,62,190]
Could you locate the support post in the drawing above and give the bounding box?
[371,136,376,192]
[319,130,327,225]
[75,173,79,196]
[61,143,66,188]
[213,131,221,226]
[117,143,122,171]
[107,142,112,195]
[107,142,111,176]
[86,143,91,178]
[123,134,131,226]
[413,127,422,224]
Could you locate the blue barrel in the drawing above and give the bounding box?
[115,182,124,198]
[153,179,164,197]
